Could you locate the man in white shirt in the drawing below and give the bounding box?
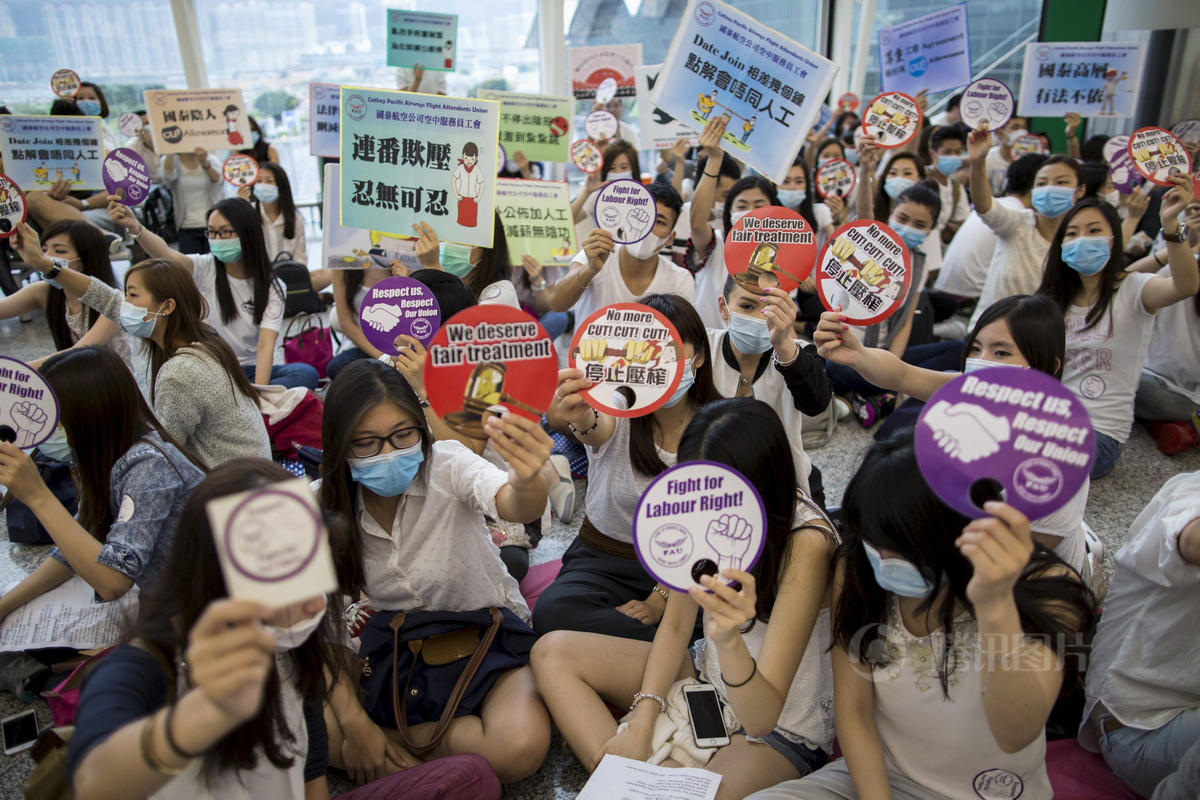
[922,126,971,281]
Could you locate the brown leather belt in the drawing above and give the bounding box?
[578,516,637,560]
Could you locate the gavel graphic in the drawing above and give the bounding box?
[826,237,893,290]
[731,242,807,292]
[442,362,543,439]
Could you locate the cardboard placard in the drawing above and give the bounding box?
[861,91,922,149]
[495,178,578,266]
[635,65,702,154]
[102,148,151,206]
[0,116,105,192]
[593,178,656,245]
[570,139,603,174]
[359,276,441,354]
[479,89,573,164]
[222,153,259,187]
[50,69,81,99]
[877,3,972,96]
[1103,135,1143,195]
[584,110,619,141]
[0,357,59,449]
[385,9,458,71]
[143,88,252,155]
[117,112,143,137]
[1017,42,1146,119]
[723,206,817,293]
[959,78,1014,132]
[633,461,767,593]
[814,158,856,199]
[0,175,28,238]
[319,163,421,272]
[207,477,338,608]
[424,306,557,438]
[837,93,859,112]
[309,82,342,158]
[815,220,912,326]
[915,367,1094,519]
[569,303,685,418]
[1128,127,1193,187]
[568,44,643,101]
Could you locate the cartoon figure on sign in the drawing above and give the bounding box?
[71,164,79,181]
[224,104,244,146]
[697,90,717,120]
[1099,70,1128,116]
[452,142,482,228]
[741,115,756,144]
[443,362,542,438]
[443,40,454,70]
[32,164,48,183]
[922,400,1011,464]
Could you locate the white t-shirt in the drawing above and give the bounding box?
[1031,481,1089,573]
[123,137,162,183]
[935,197,1026,298]
[1143,267,1200,406]
[985,145,1011,197]
[188,254,285,367]
[568,247,696,325]
[585,408,677,544]
[921,177,970,280]
[163,156,224,229]
[259,205,307,264]
[1063,272,1155,443]
[969,202,1052,329]
[693,229,728,330]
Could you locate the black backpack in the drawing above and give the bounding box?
[140,184,177,244]
[273,252,325,316]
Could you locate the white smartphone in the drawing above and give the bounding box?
[2,710,39,756]
[683,683,730,749]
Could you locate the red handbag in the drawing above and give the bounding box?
[282,313,335,378]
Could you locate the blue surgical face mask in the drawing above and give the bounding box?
[208,236,243,263]
[1031,185,1075,218]
[440,243,474,277]
[844,148,858,165]
[776,188,806,208]
[662,361,695,408]
[884,176,915,200]
[349,441,425,497]
[891,221,927,250]
[119,300,164,338]
[963,357,1025,374]
[251,130,261,146]
[727,311,772,354]
[77,99,101,116]
[36,426,72,463]
[254,184,279,203]
[607,170,633,183]
[936,155,963,176]
[1061,236,1111,275]
[863,542,934,598]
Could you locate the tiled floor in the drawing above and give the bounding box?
[1,313,1197,798]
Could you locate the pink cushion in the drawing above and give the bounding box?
[519,559,563,611]
[1046,739,1141,799]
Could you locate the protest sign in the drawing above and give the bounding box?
[653,0,838,183]
[1103,135,1143,194]
[584,110,619,141]
[221,153,259,187]
[596,78,619,105]
[1172,119,1200,148]
[117,112,143,137]
[915,367,1094,519]
[634,461,766,592]
[359,276,441,353]
[309,82,342,158]
[814,158,856,199]
[340,88,500,248]
[102,148,151,206]
[320,163,420,272]
[0,357,59,449]
[877,3,971,95]
[568,44,642,100]
[386,9,457,71]
[570,139,603,174]
[50,69,81,98]
[959,78,1014,132]
[636,65,699,152]
[143,88,252,154]
[424,306,557,438]
[0,116,104,191]
[1017,42,1145,118]
[0,176,27,238]
[723,207,816,293]
[1011,134,1047,158]
[207,478,338,608]
[495,179,577,266]
[570,303,685,418]
[815,220,912,326]
[861,91,922,148]
[837,92,859,112]
[1128,127,1193,187]
[593,179,656,245]
[479,90,572,163]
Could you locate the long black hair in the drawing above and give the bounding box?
[135,460,342,783]
[239,115,272,163]
[463,213,512,300]
[253,162,298,240]
[207,197,277,325]
[785,156,818,233]
[874,152,927,223]
[833,435,1095,698]
[961,295,1065,378]
[1035,197,1125,331]
[722,175,779,235]
[40,220,115,350]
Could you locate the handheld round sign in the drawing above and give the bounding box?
[221,153,259,187]
[570,139,603,175]
[959,78,1014,132]
[359,276,441,355]
[497,143,506,175]
[1011,134,1047,158]
[633,461,767,593]
[0,356,60,449]
[723,207,816,293]
[423,306,557,439]
[569,303,684,418]
[223,487,322,583]
[585,110,619,141]
[50,69,81,99]
[815,220,912,326]
[814,158,857,200]
[915,366,1094,520]
[117,111,144,137]
[0,175,28,239]
[595,77,619,105]
[837,92,859,112]
[103,148,152,206]
[1128,127,1193,187]
[593,178,656,245]
[861,91,922,149]
[1103,135,1144,195]
[1171,119,1200,149]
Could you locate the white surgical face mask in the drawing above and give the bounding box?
[607,170,634,183]
[730,208,751,226]
[963,357,1025,374]
[1101,190,1119,207]
[265,604,326,652]
[626,232,666,260]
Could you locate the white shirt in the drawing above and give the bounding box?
[585,409,677,544]
[163,155,224,229]
[693,229,727,330]
[1080,471,1200,751]
[122,137,162,183]
[568,247,696,325]
[1143,267,1200,405]
[921,176,970,279]
[985,145,1011,197]
[259,205,307,264]
[188,254,285,367]
[330,440,530,620]
[969,201,1052,329]
[1063,272,1155,442]
[1031,482,1089,573]
[935,197,1026,298]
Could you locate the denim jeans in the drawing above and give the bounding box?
[1136,372,1198,422]
[1100,707,1200,798]
[326,346,372,381]
[241,362,319,390]
[1091,431,1123,479]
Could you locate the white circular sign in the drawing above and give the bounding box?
[0,356,60,449]
[815,220,913,326]
[585,110,619,141]
[569,303,684,418]
[1129,126,1193,187]
[595,77,619,105]
[593,178,656,245]
[959,78,1014,132]
[861,91,922,148]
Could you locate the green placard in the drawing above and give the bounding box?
[478,90,573,164]
[495,178,578,266]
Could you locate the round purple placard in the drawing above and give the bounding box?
[633,460,766,593]
[359,275,442,355]
[102,148,151,206]
[593,178,655,245]
[223,487,322,583]
[915,366,1094,520]
[1103,135,1143,195]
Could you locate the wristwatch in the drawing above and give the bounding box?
[1162,229,1184,243]
[43,258,67,281]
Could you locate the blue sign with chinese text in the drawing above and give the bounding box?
[385,10,457,72]
[0,116,105,192]
[877,4,971,96]
[1017,42,1145,118]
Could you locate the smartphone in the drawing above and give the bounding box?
[2,710,38,756]
[683,683,730,748]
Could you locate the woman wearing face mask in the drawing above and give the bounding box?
[107,196,319,390]
[0,347,203,644]
[238,115,280,165]
[538,294,721,641]
[572,140,642,241]
[747,437,1094,800]
[16,222,272,467]
[1037,180,1198,479]
[75,81,119,151]
[238,162,306,264]
[1079,161,1150,251]
[317,360,553,784]
[778,157,840,334]
[805,136,845,173]
[856,144,926,229]
[66,460,503,800]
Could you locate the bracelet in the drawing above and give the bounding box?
[1153,250,1166,266]
[629,691,667,715]
[140,711,185,775]
[653,584,669,602]
[773,346,799,368]
[164,702,207,759]
[531,278,547,292]
[723,659,757,688]
[567,408,601,437]
[703,171,720,178]
[132,225,146,240]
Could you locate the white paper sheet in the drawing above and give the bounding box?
[578,755,722,800]
[0,575,138,651]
